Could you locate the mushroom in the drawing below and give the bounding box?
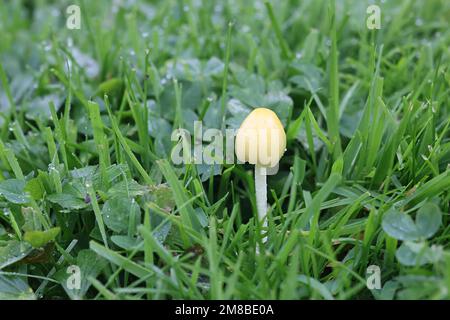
[235,108,286,231]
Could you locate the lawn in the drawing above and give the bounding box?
[0,0,449,300]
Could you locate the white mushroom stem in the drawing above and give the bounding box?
[255,165,268,230]
[235,108,287,253]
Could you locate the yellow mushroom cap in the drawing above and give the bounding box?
[235,108,286,167]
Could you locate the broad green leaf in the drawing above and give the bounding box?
[110,235,142,251]
[47,193,87,210]
[97,78,123,97]
[149,184,175,212]
[108,179,148,198]
[0,275,36,300]
[24,178,44,200]
[381,208,419,241]
[102,196,140,233]
[21,207,42,232]
[55,249,107,300]
[204,56,224,76]
[24,227,60,248]
[0,241,32,269]
[396,242,443,266]
[0,179,31,204]
[415,203,442,239]
[382,202,443,241]
[394,275,442,300]
[289,63,323,93]
[372,280,399,300]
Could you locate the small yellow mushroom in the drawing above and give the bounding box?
[235,108,286,168]
[235,108,286,233]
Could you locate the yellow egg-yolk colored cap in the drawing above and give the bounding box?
[235,108,286,167]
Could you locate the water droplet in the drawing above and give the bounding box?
[295,52,302,59]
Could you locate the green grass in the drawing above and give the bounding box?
[0,0,449,300]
